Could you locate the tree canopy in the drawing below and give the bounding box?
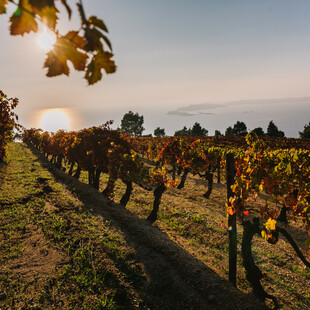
[214,130,222,136]
[174,122,208,137]
[251,127,265,136]
[120,111,144,137]
[154,127,165,137]
[299,122,310,139]
[266,121,285,138]
[225,121,247,136]
[0,0,116,85]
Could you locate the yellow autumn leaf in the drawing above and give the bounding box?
[0,0,8,14]
[10,0,38,35]
[264,218,276,231]
[44,32,87,77]
[37,5,59,30]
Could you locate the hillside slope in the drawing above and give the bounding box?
[1,143,309,309]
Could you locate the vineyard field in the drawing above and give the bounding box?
[0,142,309,309]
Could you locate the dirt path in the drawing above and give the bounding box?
[13,143,310,308]
[20,143,272,309]
[2,143,310,309]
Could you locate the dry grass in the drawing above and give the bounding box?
[1,142,309,309]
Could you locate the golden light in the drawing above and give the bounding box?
[39,109,71,133]
[36,26,56,51]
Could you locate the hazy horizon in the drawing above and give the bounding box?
[1,0,310,137]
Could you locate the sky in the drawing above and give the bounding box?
[1,0,310,137]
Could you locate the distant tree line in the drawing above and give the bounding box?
[119,111,310,139]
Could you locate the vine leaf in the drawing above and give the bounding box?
[88,16,108,32]
[85,51,116,85]
[29,0,54,10]
[29,0,58,30]
[0,0,8,14]
[10,0,38,35]
[44,31,87,77]
[37,5,58,30]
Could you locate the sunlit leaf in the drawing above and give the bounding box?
[28,0,58,30]
[44,31,87,77]
[85,51,116,85]
[38,5,58,30]
[264,218,276,231]
[0,0,8,14]
[10,0,38,35]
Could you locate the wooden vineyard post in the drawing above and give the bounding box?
[226,153,237,287]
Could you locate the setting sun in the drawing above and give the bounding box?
[40,109,71,132]
[36,27,56,51]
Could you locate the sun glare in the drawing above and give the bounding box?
[36,27,56,51]
[40,109,71,133]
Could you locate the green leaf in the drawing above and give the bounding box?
[0,0,8,14]
[10,0,38,35]
[44,31,87,77]
[85,51,116,85]
[88,16,108,32]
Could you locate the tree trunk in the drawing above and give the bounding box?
[92,168,101,190]
[102,174,117,198]
[277,203,289,223]
[217,159,221,183]
[203,172,213,199]
[177,168,189,190]
[177,165,183,176]
[120,181,133,207]
[88,167,94,186]
[226,153,237,286]
[56,155,63,169]
[68,162,75,176]
[73,165,81,179]
[242,218,279,308]
[147,183,167,224]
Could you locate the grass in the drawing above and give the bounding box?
[61,154,310,309]
[0,143,148,309]
[1,142,310,309]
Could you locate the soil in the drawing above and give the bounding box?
[1,143,309,309]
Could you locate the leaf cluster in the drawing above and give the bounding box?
[1,0,116,84]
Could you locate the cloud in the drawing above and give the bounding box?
[167,97,310,117]
[198,112,214,115]
[166,110,214,117]
[167,102,221,117]
[166,111,197,116]
[178,102,225,111]
[225,97,310,106]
